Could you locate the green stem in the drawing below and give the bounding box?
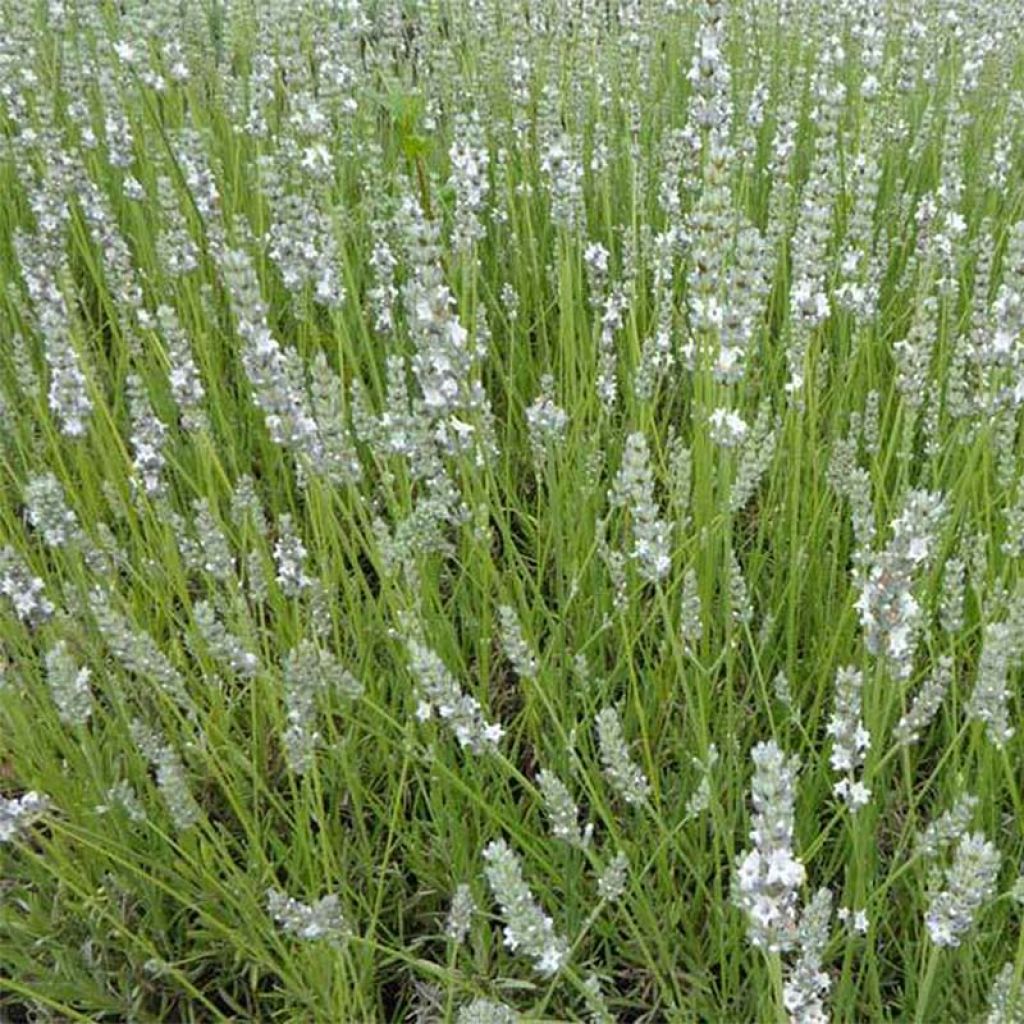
[914,943,941,1024]
[767,951,789,1024]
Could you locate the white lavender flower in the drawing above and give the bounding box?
[0,791,50,843]
[44,640,92,726]
[94,779,146,823]
[405,631,503,754]
[854,490,945,680]
[595,287,626,413]
[680,567,703,649]
[130,719,202,831]
[90,589,191,711]
[584,242,610,293]
[966,621,1016,748]
[456,999,518,1024]
[830,457,875,553]
[446,883,476,943]
[917,793,979,859]
[1012,875,1024,907]
[192,601,258,679]
[308,352,362,487]
[984,963,1024,1024]
[581,972,615,1024]
[708,407,749,448]
[773,672,799,723]
[525,374,568,465]
[281,640,362,774]
[734,741,805,953]
[837,906,869,935]
[595,706,651,807]
[498,604,538,682]
[400,195,495,461]
[0,547,54,626]
[260,152,346,309]
[246,550,269,603]
[45,330,92,438]
[609,433,671,583]
[537,768,592,849]
[126,374,169,499]
[482,838,569,976]
[368,232,398,335]
[190,500,235,583]
[156,176,199,277]
[783,887,833,1024]
[925,831,1001,947]
[540,132,584,230]
[730,403,778,512]
[597,851,630,903]
[266,887,348,945]
[231,475,268,536]
[220,248,320,461]
[894,656,951,747]
[273,514,312,596]
[685,743,718,820]
[826,666,871,810]
[155,304,206,433]
[23,473,79,548]
[669,436,693,525]
[728,547,754,626]
[449,111,490,251]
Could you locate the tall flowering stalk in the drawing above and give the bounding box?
[853,490,945,681]
[734,740,806,955]
[482,838,568,976]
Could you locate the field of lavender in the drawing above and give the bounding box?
[1,0,1024,1020]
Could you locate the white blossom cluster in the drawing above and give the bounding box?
[449,112,490,252]
[273,514,312,597]
[826,666,871,810]
[266,887,348,946]
[45,327,93,439]
[734,741,806,953]
[497,604,538,682]
[90,589,191,712]
[445,883,476,944]
[191,601,258,680]
[23,473,80,548]
[916,793,980,860]
[482,838,569,976]
[596,851,630,903]
[281,640,363,775]
[456,999,518,1024]
[525,374,569,466]
[595,706,651,807]
[44,640,92,726]
[966,620,1018,748]
[924,831,1001,948]
[984,963,1024,1024]
[708,407,749,448]
[537,768,593,850]
[129,719,202,832]
[0,547,54,626]
[0,791,50,843]
[609,432,671,583]
[853,490,945,679]
[405,632,503,754]
[783,888,833,1024]
[400,196,495,463]
[220,248,321,461]
[893,656,952,747]
[126,374,169,499]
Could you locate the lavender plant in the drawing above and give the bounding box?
[0,0,1021,1020]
